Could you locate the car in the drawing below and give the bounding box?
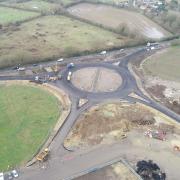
[150,46,155,50]
[100,50,106,55]
[17,67,25,71]
[0,173,4,180]
[67,63,74,69]
[12,66,19,70]
[33,64,38,66]
[57,58,64,62]
[35,76,39,81]
[11,170,18,178]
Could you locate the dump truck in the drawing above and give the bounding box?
[36,148,49,162]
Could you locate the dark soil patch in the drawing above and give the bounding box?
[146,85,166,99]
[146,85,180,115]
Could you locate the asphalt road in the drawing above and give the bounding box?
[0,44,179,180]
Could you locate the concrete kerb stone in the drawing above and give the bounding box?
[1,80,71,167]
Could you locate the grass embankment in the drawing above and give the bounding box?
[0,15,128,68]
[0,6,40,25]
[0,84,61,171]
[142,46,180,82]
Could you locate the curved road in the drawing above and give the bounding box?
[0,45,179,180]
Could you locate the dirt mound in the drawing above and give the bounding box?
[64,103,156,148]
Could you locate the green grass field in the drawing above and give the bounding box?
[0,15,130,68]
[1,0,59,13]
[0,84,61,171]
[143,46,180,82]
[0,6,40,25]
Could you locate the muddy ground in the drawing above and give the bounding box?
[131,48,180,115]
[64,102,180,149]
[64,102,180,179]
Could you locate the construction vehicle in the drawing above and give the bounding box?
[36,148,49,162]
[67,71,72,81]
[48,76,58,81]
[145,129,166,141]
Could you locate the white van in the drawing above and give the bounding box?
[0,173,4,180]
[100,51,107,55]
[57,58,64,62]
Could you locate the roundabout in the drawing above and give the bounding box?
[60,63,131,100]
[71,67,122,93]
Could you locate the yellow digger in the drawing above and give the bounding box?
[36,148,49,162]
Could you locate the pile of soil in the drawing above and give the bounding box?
[64,103,156,148]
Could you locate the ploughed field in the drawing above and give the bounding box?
[0,84,61,171]
[68,3,171,39]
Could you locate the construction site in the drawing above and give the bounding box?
[64,102,180,179]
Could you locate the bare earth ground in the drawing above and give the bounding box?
[64,102,180,179]
[68,3,171,39]
[71,67,122,92]
[64,102,180,148]
[74,161,138,180]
